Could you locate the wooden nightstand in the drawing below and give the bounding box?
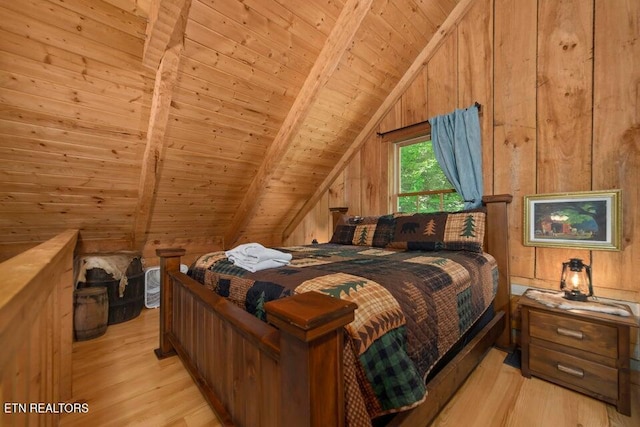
[519,290,638,416]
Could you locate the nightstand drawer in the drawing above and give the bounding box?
[519,292,637,416]
[529,344,618,400]
[529,310,617,358]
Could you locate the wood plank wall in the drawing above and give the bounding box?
[0,229,78,427]
[286,0,640,307]
[0,0,153,260]
[0,0,463,266]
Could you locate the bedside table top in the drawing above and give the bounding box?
[519,289,639,327]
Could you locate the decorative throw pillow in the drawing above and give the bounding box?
[349,216,378,246]
[329,215,396,247]
[387,210,486,252]
[370,215,396,247]
[329,223,356,245]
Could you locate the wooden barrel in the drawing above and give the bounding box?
[76,253,145,324]
[74,286,108,341]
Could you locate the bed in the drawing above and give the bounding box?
[155,194,512,427]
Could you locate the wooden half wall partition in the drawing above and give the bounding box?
[0,229,78,426]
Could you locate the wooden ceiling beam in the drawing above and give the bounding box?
[143,0,191,70]
[224,0,375,248]
[133,0,191,250]
[282,0,480,240]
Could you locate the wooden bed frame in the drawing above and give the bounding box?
[155,194,512,427]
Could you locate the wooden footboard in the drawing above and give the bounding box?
[157,195,512,426]
[155,249,356,427]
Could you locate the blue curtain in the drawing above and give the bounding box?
[429,104,483,209]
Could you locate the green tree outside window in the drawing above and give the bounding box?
[396,139,464,212]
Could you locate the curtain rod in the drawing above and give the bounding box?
[376,102,482,137]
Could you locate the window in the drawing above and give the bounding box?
[393,137,464,212]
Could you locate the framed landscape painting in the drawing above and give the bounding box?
[523,190,622,250]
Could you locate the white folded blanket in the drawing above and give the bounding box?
[225,243,292,272]
[231,258,289,273]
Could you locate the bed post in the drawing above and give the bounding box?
[329,207,349,233]
[482,194,512,349]
[265,291,357,427]
[154,248,185,359]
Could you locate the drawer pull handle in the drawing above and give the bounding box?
[557,363,584,378]
[556,327,583,340]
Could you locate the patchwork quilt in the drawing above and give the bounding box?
[189,243,498,424]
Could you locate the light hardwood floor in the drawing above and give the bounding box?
[60,308,221,427]
[61,308,639,427]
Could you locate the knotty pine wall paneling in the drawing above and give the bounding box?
[360,132,385,216]
[328,171,347,210]
[402,68,429,125]
[344,150,363,217]
[143,0,321,258]
[535,0,593,282]
[289,171,348,246]
[457,0,493,194]
[0,0,478,263]
[493,0,537,279]
[426,33,458,120]
[378,99,403,134]
[102,0,151,18]
[285,192,331,246]
[591,0,640,301]
[0,0,152,260]
[290,0,639,305]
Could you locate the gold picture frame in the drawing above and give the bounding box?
[523,190,622,251]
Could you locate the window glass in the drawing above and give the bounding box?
[395,138,464,212]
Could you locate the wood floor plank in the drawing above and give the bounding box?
[507,375,609,427]
[431,348,525,426]
[433,348,639,427]
[60,308,221,427]
[60,308,639,427]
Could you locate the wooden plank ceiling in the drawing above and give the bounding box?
[0,0,460,260]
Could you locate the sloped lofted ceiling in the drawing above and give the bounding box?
[0,0,465,261]
[146,0,461,249]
